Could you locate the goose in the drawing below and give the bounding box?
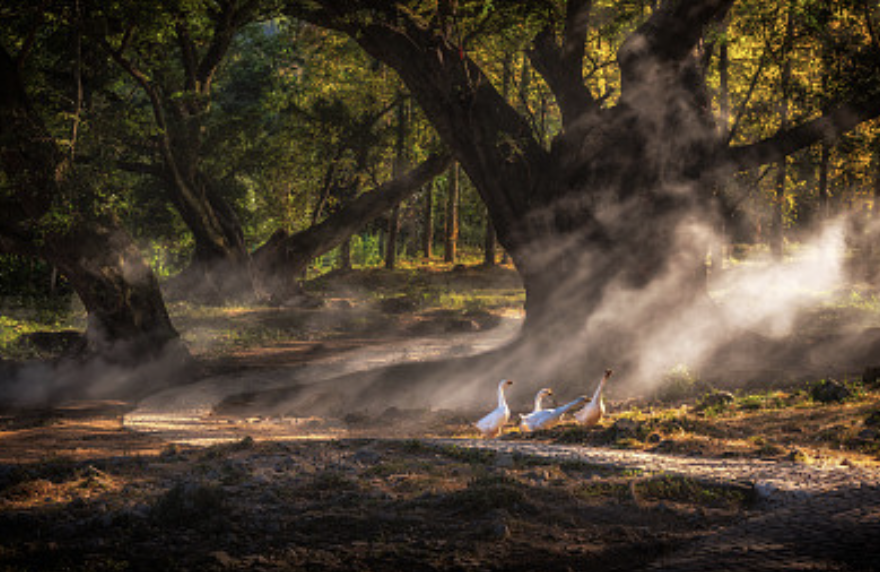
[474,379,513,438]
[519,388,586,432]
[575,369,613,427]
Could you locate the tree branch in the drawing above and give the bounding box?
[526,0,595,127]
[175,21,199,92]
[726,97,880,171]
[255,152,452,280]
[288,0,547,225]
[562,0,592,71]
[618,0,735,91]
[196,0,260,91]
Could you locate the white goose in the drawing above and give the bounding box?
[519,387,586,433]
[474,379,513,438]
[575,369,613,427]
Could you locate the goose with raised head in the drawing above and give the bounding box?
[519,388,586,433]
[475,379,513,438]
[575,369,613,427]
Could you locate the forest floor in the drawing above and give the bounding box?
[2,263,880,570]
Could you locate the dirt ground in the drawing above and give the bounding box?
[2,382,879,571]
[2,266,880,570]
[0,400,757,572]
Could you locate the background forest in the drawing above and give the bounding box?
[1,0,880,399]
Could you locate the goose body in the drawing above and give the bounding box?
[575,369,613,427]
[520,388,586,432]
[475,379,513,438]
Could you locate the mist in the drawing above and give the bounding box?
[309,213,875,417]
[2,212,876,434]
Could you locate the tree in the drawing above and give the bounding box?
[0,41,189,382]
[443,163,459,264]
[771,1,796,257]
[99,0,269,301]
[252,152,450,300]
[290,1,880,383]
[385,98,411,270]
[422,180,435,258]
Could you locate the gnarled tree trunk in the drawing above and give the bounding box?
[0,44,191,394]
[293,0,880,388]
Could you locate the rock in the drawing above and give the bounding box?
[863,366,880,387]
[651,439,677,453]
[864,410,880,427]
[695,390,736,411]
[788,448,811,463]
[810,379,853,403]
[378,296,419,314]
[211,550,237,568]
[353,449,382,465]
[611,417,641,438]
[857,428,877,441]
[754,481,779,500]
[494,453,515,469]
[444,318,480,332]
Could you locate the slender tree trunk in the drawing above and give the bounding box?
[483,208,496,267]
[444,164,460,264]
[818,142,831,219]
[385,98,409,270]
[385,205,400,270]
[874,144,880,219]
[422,181,434,259]
[711,18,730,275]
[338,238,352,271]
[771,4,795,258]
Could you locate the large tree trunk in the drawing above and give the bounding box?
[295,0,880,388]
[0,43,191,395]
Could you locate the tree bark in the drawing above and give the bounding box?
[444,164,460,264]
[422,181,434,259]
[483,207,496,267]
[338,238,352,271]
[385,98,410,271]
[385,205,400,270]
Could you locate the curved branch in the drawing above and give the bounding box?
[255,152,452,280]
[288,1,547,225]
[726,97,880,171]
[527,0,595,127]
[528,33,593,126]
[196,0,261,91]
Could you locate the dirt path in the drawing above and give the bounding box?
[117,318,880,571]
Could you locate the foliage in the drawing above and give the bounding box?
[654,366,699,402]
